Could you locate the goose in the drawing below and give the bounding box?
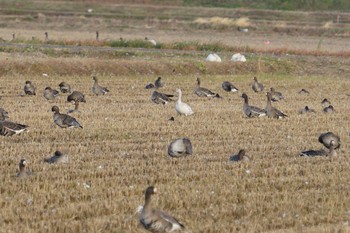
[23,81,36,95]
[145,37,157,46]
[300,140,337,157]
[321,98,331,107]
[96,31,99,40]
[299,106,316,114]
[229,149,250,162]
[175,89,194,116]
[195,78,221,98]
[92,76,109,96]
[67,91,86,113]
[151,91,174,105]
[241,93,266,118]
[298,89,310,95]
[155,77,164,89]
[222,81,238,92]
[168,116,175,122]
[270,87,284,101]
[323,105,335,113]
[44,150,69,164]
[139,186,185,233]
[168,138,193,158]
[145,82,155,89]
[251,77,264,93]
[265,92,287,119]
[44,32,49,41]
[0,109,29,136]
[17,159,31,178]
[318,132,340,149]
[52,106,83,129]
[59,82,71,93]
[43,87,59,100]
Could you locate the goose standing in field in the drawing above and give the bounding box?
[299,106,316,114]
[168,138,193,158]
[222,81,238,92]
[52,106,83,129]
[251,77,264,93]
[67,91,86,113]
[151,91,174,105]
[0,108,29,136]
[298,89,310,95]
[318,132,340,149]
[59,82,71,93]
[43,87,59,100]
[265,92,287,119]
[175,89,194,116]
[195,78,221,98]
[300,140,337,157]
[44,150,69,164]
[23,81,36,95]
[155,77,164,89]
[17,159,31,178]
[241,93,266,118]
[323,105,335,113]
[92,76,109,96]
[229,149,250,162]
[270,87,284,101]
[140,186,186,233]
[145,37,157,46]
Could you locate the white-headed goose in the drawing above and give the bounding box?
[92,76,109,96]
[43,87,59,100]
[251,77,264,93]
[140,186,185,233]
[168,138,192,158]
[23,81,36,95]
[175,89,194,116]
[300,140,337,157]
[241,93,266,118]
[52,106,83,129]
[319,132,340,149]
[229,149,250,162]
[151,91,174,105]
[59,82,71,93]
[44,150,69,164]
[222,81,238,92]
[195,78,221,98]
[265,92,287,119]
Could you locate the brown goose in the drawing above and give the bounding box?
[195,78,221,98]
[0,108,29,136]
[251,77,264,93]
[300,140,337,157]
[23,81,36,95]
[323,105,335,113]
[222,81,238,92]
[319,132,340,149]
[17,159,31,178]
[270,87,284,101]
[59,82,71,93]
[52,106,83,129]
[44,150,69,164]
[43,87,59,100]
[92,76,109,96]
[67,91,86,113]
[229,149,250,162]
[265,92,287,119]
[168,138,193,158]
[151,91,174,105]
[241,93,266,118]
[140,186,185,233]
[299,106,316,114]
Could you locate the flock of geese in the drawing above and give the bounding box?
[1,71,343,232]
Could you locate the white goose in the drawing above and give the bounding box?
[175,89,194,116]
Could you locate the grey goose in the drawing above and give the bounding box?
[323,105,335,113]
[43,87,59,100]
[151,91,174,105]
[155,77,164,89]
[319,132,340,149]
[140,186,185,233]
[270,87,284,101]
[300,140,337,157]
[23,81,36,95]
[195,78,221,98]
[52,106,83,129]
[17,159,32,178]
[168,138,193,158]
[298,89,310,95]
[0,108,29,136]
[175,89,194,116]
[222,81,238,92]
[92,76,109,96]
[59,82,71,93]
[44,150,69,164]
[67,91,86,113]
[299,106,316,114]
[251,77,264,93]
[265,92,287,119]
[241,93,266,118]
[229,149,250,162]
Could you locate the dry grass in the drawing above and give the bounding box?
[0,70,350,232]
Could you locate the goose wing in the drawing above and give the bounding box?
[0,121,28,136]
[300,149,327,157]
[158,210,185,231]
[62,114,83,128]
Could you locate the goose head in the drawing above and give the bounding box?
[45,87,52,91]
[241,93,248,99]
[253,77,258,81]
[19,159,27,170]
[238,149,246,160]
[25,81,32,85]
[51,106,60,113]
[196,78,201,86]
[176,88,182,95]
[145,186,157,196]
[54,151,63,157]
[93,76,98,82]
[270,87,275,92]
[0,108,9,120]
